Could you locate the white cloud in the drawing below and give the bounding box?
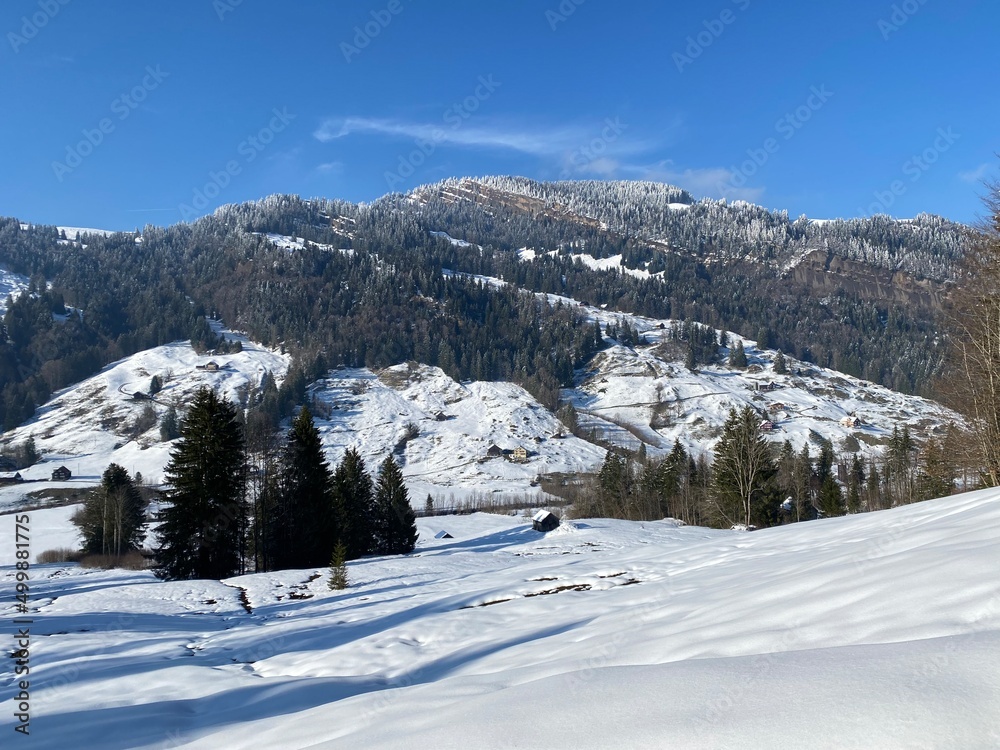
[959,163,993,184]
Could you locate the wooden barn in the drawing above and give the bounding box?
[532,510,560,533]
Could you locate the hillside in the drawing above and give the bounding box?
[1,488,997,748]
[0,291,961,506]
[0,329,288,486]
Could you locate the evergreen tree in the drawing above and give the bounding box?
[773,350,787,375]
[73,463,145,556]
[818,476,844,517]
[271,406,335,569]
[157,387,246,580]
[372,455,418,555]
[728,340,748,368]
[160,406,180,441]
[332,448,375,559]
[328,541,348,590]
[712,406,778,527]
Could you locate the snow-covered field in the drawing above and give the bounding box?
[0,490,998,748]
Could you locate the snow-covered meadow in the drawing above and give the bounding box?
[1,490,998,748]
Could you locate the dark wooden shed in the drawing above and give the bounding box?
[532,510,560,533]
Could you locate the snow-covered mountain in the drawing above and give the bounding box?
[1,486,998,748]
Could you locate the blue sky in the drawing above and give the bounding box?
[2,0,997,229]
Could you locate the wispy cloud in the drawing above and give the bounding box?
[313,114,753,199]
[959,162,993,184]
[316,161,344,174]
[314,116,615,157]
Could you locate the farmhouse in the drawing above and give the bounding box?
[759,420,775,432]
[51,466,72,481]
[840,415,863,428]
[485,444,504,459]
[196,361,221,372]
[511,446,529,463]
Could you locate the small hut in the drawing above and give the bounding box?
[532,510,560,533]
[434,530,453,540]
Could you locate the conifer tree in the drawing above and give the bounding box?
[373,455,418,555]
[728,340,748,368]
[272,405,335,569]
[332,448,375,559]
[773,350,787,375]
[328,541,348,590]
[157,387,246,580]
[818,476,844,517]
[712,406,777,527]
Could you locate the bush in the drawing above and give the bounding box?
[37,548,83,564]
[79,551,148,570]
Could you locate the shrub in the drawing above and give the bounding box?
[79,551,148,570]
[37,548,83,564]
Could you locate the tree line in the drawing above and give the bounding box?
[71,387,417,580]
[575,406,969,529]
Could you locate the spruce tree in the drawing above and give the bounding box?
[712,407,777,527]
[773,350,787,375]
[328,541,348,590]
[818,476,844,517]
[73,463,145,557]
[271,406,335,570]
[373,455,418,555]
[332,448,375,559]
[157,387,246,580]
[728,340,748,368]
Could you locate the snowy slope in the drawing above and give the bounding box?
[0,265,30,317]
[0,331,288,486]
[566,335,959,461]
[1,489,998,748]
[310,364,605,502]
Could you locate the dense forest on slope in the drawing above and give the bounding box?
[0,178,967,430]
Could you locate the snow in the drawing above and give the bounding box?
[309,364,605,503]
[252,232,349,255]
[1,490,998,747]
[0,265,30,316]
[0,331,289,486]
[431,230,481,250]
